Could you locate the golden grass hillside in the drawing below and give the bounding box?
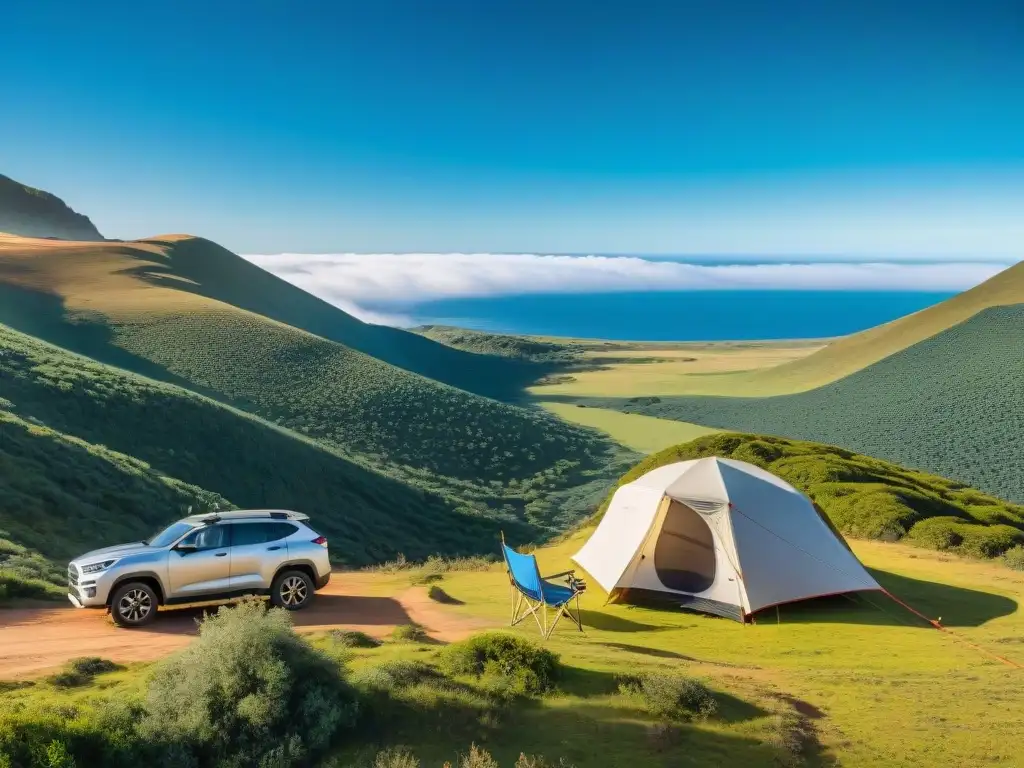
[0,234,630,557]
[749,259,1024,394]
[528,262,1023,400]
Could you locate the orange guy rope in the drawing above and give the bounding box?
[880,588,1023,670]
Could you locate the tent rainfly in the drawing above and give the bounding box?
[572,457,882,621]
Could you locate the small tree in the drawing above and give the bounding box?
[141,599,358,766]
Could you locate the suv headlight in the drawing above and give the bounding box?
[80,559,119,574]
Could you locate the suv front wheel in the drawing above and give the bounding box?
[110,581,159,628]
[270,570,314,611]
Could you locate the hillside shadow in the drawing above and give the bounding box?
[500,699,833,768]
[129,241,563,402]
[138,595,413,636]
[757,569,1017,628]
[578,609,665,633]
[558,666,768,724]
[599,642,751,668]
[0,283,216,396]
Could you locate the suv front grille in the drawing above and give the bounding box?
[67,564,79,587]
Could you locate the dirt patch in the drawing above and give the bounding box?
[0,575,491,679]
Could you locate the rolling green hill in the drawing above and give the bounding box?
[412,324,582,362]
[608,433,1024,560]
[0,173,103,241]
[744,260,1024,394]
[0,234,626,508]
[0,322,539,586]
[129,235,553,400]
[572,305,1024,503]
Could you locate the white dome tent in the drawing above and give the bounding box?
[572,457,882,621]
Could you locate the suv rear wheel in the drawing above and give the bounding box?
[110,581,159,628]
[270,570,314,610]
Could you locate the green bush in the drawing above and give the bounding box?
[69,658,120,677]
[0,699,146,768]
[46,658,121,689]
[907,517,1024,557]
[439,633,560,695]
[372,746,421,767]
[618,673,718,721]
[1003,545,1024,571]
[391,623,430,644]
[0,569,64,603]
[140,598,359,767]
[331,630,382,649]
[47,671,91,689]
[354,661,443,692]
[458,744,499,768]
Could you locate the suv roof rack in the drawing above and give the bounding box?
[184,509,310,524]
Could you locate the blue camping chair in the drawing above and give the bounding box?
[501,533,586,639]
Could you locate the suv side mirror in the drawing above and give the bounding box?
[175,542,197,554]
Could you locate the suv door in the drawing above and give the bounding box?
[227,522,296,591]
[167,524,231,599]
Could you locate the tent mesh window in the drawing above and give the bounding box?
[654,500,716,593]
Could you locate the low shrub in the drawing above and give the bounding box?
[458,743,499,768]
[0,569,64,603]
[439,633,560,695]
[1003,545,1024,571]
[332,629,383,649]
[0,699,146,768]
[46,657,121,688]
[392,623,430,644]
[907,517,1024,557]
[47,670,91,689]
[69,657,120,676]
[618,672,718,721]
[356,744,576,768]
[140,598,359,767]
[514,755,576,768]
[373,746,421,767]
[355,661,443,692]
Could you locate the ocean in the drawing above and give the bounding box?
[396,290,955,341]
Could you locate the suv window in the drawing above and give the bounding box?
[179,524,229,551]
[230,522,297,547]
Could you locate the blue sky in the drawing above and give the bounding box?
[3,1,1023,256]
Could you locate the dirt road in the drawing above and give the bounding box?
[0,573,491,679]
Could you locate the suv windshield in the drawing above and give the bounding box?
[143,521,195,548]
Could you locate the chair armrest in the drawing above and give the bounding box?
[543,569,575,580]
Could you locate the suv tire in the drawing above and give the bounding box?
[110,581,159,628]
[271,570,314,611]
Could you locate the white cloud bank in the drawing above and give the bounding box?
[242,252,1012,326]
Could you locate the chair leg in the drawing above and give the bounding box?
[511,592,545,635]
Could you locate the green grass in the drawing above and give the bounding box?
[601,433,1024,560]
[423,532,1024,768]
[3,533,1022,767]
[539,402,721,454]
[568,306,1024,503]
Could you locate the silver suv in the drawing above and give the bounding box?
[67,510,331,627]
